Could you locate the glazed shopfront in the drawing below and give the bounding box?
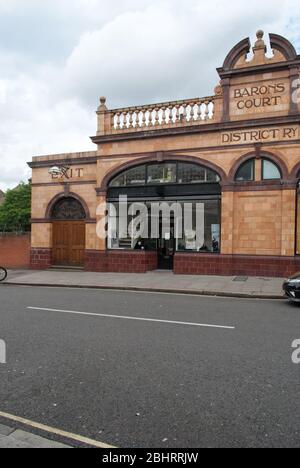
[29,31,300,277]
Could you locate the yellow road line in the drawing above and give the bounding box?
[0,411,115,448]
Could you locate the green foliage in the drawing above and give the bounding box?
[0,182,31,232]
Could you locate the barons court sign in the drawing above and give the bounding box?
[232,83,286,110]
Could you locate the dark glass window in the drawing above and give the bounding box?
[235,159,255,181]
[110,173,125,187]
[110,165,146,187]
[178,163,206,183]
[51,197,86,220]
[108,199,221,253]
[147,163,177,184]
[262,159,281,180]
[108,162,221,187]
[207,169,220,183]
[176,200,220,253]
[177,163,219,184]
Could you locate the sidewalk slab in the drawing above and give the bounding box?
[0,426,70,448]
[0,424,15,436]
[1,269,286,299]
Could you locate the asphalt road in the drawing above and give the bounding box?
[0,285,299,448]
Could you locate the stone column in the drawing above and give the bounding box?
[96,97,112,136]
[281,189,296,257]
[220,191,234,255]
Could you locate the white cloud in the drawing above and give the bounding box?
[61,0,288,108]
[0,72,95,189]
[0,0,299,189]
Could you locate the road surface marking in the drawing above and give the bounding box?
[27,307,235,330]
[0,411,115,448]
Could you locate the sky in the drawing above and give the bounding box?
[0,0,300,189]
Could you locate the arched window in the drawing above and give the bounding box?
[235,157,282,182]
[261,159,281,180]
[110,165,147,187]
[106,160,221,257]
[235,159,255,181]
[51,197,86,220]
[109,161,220,187]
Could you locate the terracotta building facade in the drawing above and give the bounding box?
[29,31,300,277]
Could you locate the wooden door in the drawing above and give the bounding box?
[52,221,85,266]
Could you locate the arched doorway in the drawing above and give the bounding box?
[51,197,86,266]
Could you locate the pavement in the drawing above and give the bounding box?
[0,423,70,448]
[0,285,299,448]
[1,269,286,299]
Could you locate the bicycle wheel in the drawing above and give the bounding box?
[0,267,7,282]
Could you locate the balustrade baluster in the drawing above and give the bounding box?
[142,109,147,128]
[155,108,160,126]
[148,109,153,126]
[175,105,181,124]
[135,111,140,128]
[189,103,195,122]
[197,101,203,120]
[129,111,134,128]
[209,101,213,119]
[173,106,177,123]
[162,107,167,125]
[204,101,210,120]
[169,107,173,124]
[181,104,187,123]
[116,113,121,130]
[123,112,128,128]
[193,104,197,121]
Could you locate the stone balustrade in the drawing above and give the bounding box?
[96,93,223,136]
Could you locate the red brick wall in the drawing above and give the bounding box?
[174,253,300,277]
[0,233,30,269]
[30,248,52,270]
[85,250,158,273]
[29,247,300,277]
[85,251,107,272]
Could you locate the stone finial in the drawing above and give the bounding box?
[256,30,264,40]
[253,29,266,52]
[214,83,222,96]
[251,29,267,65]
[97,96,107,112]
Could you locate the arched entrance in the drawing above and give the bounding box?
[50,197,86,266]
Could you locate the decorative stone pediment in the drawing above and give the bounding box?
[217,31,300,122]
[221,31,298,72]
